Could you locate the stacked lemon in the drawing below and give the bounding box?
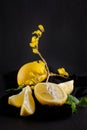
[8,80,74,116]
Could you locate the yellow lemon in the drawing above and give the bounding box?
[17,60,47,86]
[57,80,74,94]
[8,89,25,108]
[20,86,35,116]
[34,82,67,106]
[8,86,35,116]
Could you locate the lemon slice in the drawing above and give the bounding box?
[8,88,25,107]
[34,82,67,106]
[20,86,35,116]
[57,80,74,94]
[8,86,35,116]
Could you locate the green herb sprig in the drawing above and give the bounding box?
[66,94,87,113]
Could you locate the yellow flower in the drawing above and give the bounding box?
[30,36,38,47]
[57,68,69,77]
[32,30,42,37]
[31,36,37,43]
[30,42,36,48]
[32,48,38,54]
[38,25,44,32]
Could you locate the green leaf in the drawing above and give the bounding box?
[6,85,24,92]
[71,102,77,113]
[66,95,87,113]
[66,94,80,113]
[79,97,87,107]
[68,95,80,104]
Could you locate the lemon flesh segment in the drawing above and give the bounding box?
[8,88,26,107]
[8,86,35,116]
[57,80,74,94]
[20,86,35,116]
[34,82,67,106]
[17,60,47,86]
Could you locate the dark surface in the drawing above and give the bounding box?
[0,71,87,130]
[1,0,87,75]
[1,0,87,130]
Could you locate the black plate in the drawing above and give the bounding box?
[0,71,87,130]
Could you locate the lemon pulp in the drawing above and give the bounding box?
[34,82,67,106]
[8,86,35,116]
[57,80,74,94]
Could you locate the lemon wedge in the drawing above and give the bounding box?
[8,89,25,108]
[20,86,35,116]
[34,82,67,106]
[57,80,74,94]
[8,86,35,116]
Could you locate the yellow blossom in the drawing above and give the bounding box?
[57,68,69,77]
[30,38,38,48]
[30,42,36,47]
[32,30,42,37]
[32,48,38,54]
[31,36,37,43]
[38,25,44,32]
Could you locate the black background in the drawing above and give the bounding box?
[1,1,87,130]
[1,0,87,76]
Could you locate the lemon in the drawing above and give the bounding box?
[8,86,35,116]
[34,82,67,106]
[17,60,47,86]
[57,80,74,94]
[8,89,25,108]
[20,86,35,116]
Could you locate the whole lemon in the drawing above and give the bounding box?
[17,60,47,86]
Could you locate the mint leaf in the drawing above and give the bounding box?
[66,95,87,113]
[71,102,77,113]
[68,95,79,104]
[66,94,80,113]
[79,97,87,107]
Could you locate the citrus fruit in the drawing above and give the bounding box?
[20,86,35,116]
[8,88,25,108]
[57,80,74,94]
[17,60,47,86]
[34,82,67,106]
[8,86,35,116]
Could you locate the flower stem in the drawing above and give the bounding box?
[37,39,50,82]
[38,51,50,82]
